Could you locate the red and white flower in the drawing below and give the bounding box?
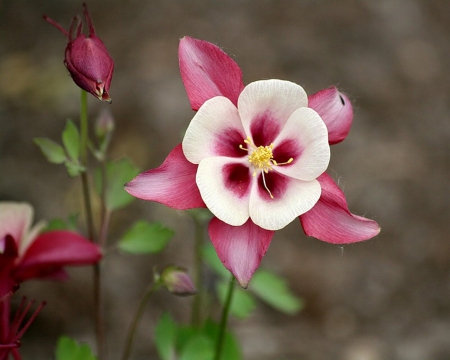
[0,202,102,298]
[126,37,380,287]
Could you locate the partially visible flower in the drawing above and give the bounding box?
[126,37,380,287]
[0,202,102,299]
[0,296,45,360]
[43,3,114,102]
[159,266,197,296]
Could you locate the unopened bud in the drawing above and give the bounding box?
[44,3,114,102]
[160,266,197,296]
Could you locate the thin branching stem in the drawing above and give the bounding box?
[191,215,205,326]
[121,282,161,360]
[79,90,105,360]
[213,275,235,360]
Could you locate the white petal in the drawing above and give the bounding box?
[196,157,252,226]
[273,107,330,181]
[249,177,321,231]
[0,202,34,254]
[182,96,245,164]
[238,80,308,137]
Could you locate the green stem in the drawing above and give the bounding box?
[121,282,161,360]
[79,90,105,360]
[191,215,204,326]
[214,275,235,360]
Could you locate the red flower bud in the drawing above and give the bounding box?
[44,3,114,102]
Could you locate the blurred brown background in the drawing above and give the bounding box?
[1,0,450,359]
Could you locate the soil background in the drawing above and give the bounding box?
[1,1,450,359]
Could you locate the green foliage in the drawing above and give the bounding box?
[62,120,80,161]
[118,220,174,254]
[155,313,177,360]
[55,336,97,360]
[250,270,304,314]
[94,158,139,211]
[179,335,214,360]
[34,120,85,177]
[154,315,242,360]
[217,281,256,319]
[202,243,303,316]
[34,138,66,164]
[43,214,79,232]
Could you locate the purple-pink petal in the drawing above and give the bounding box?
[125,144,206,210]
[179,36,245,111]
[13,231,102,282]
[300,173,380,244]
[208,217,274,288]
[308,87,353,145]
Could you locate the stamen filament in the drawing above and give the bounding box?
[239,136,294,199]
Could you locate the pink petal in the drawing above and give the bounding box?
[125,144,206,210]
[182,96,246,164]
[13,231,102,282]
[179,36,245,111]
[208,217,274,288]
[0,203,33,251]
[300,173,380,244]
[238,80,308,143]
[308,87,353,145]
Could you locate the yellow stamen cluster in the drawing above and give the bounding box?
[239,136,293,199]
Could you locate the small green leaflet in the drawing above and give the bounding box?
[118,220,174,254]
[34,138,66,164]
[250,269,304,314]
[94,158,139,211]
[62,119,80,161]
[55,336,97,360]
[155,313,177,360]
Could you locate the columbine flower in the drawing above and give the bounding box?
[0,296,45,360]
[43,3,114,102]
[0,202,102,298]
[126,37,380,287]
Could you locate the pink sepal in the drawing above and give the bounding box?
[300,173,380,244]
[13,231,102,282]
[208,217,274,288]
[308,87,353,145]
[179,36,245,110]
[125,144,206,210]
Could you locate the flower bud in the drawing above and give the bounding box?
[44,4,114,102]
[160,266,197,296]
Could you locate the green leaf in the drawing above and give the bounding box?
[217,281,256,319]
[203,320,242,360]
[62,120,80,161]
[179,335,214,360]
[118,220,174,254]
[55,336,97,360]
[34,137,66,164]
[250,269,304,315]
[155,313,177,360]
[201,243,230,279]
[44,215,79,232]
[95,158,139,211]
[64,161,85,177]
